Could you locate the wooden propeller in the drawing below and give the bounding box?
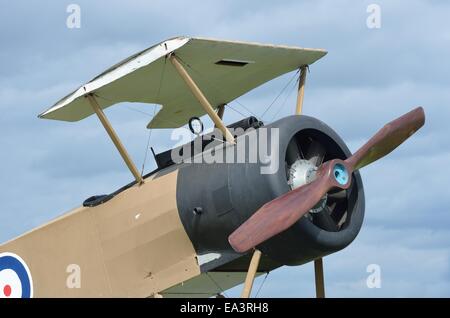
[229,107,425,253]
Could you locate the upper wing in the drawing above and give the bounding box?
[39,37,327,128]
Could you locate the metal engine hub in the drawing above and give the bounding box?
[287,159,327,213]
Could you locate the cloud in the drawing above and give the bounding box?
[0,0,449,297]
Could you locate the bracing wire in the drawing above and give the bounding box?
[206,273,228,298]
[260,69,299,121]
[140,105,156,176]
[94,57,169,176]
[93,93,157,119]
[141,57,167,176]
[124,105,155,117]
[224,103,248,118]
[268,75,299,122]
[175,54,304,125]
[255,272,270,298]
[233,100,258,118]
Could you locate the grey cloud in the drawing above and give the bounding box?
[0,0,449,297]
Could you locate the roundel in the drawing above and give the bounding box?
[0,252,33,298]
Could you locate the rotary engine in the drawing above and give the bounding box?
[175,115,365,266]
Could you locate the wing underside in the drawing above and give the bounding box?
[39,37,327,128]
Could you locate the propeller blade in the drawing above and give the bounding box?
[229,160,351,253]
[228,107,425,253]
[345,107,425,170]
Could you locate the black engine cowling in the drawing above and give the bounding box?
[175,115,365,267]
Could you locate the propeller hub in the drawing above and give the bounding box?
[332,163,349,186]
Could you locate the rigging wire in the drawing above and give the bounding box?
[140,57,167,176]
[206,273,229,298]
[255,272,270,298]
[260,69,299,121]
[123,105,182,127]
[233,100,258,118]
[93,94,163,122]
[224,103,247,118]
[140,105,156,176]
[268,75,299,122]
[93,58,170,176]
[175,54,304,126]
[92,93,156,119]
[124,105,154,117]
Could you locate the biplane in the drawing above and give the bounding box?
[0,36,425,298]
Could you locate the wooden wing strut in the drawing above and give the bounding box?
[86,94,144,184]
[169,54,235,144]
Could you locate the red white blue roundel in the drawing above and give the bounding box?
[0,252,33,298]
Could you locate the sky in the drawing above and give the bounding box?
[0,0,449,297]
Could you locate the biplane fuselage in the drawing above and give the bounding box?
[0,114,365,298]
[1,170,200,297]
[0,36,424,298]
[0,37,330,298]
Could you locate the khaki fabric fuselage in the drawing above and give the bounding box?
[0,170,201,297]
